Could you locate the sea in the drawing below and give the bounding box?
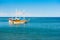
[0,17,60,40]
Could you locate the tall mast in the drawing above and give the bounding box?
[15,9,18,19]
[22,10,25,20]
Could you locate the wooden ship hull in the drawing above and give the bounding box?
[9,19,27,24]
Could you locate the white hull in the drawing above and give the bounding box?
[9,20,13,24]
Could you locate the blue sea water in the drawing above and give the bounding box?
[0,17,60,40]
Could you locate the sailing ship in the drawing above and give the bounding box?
[9,10,27,24]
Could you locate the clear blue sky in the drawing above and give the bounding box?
[0,0,60,17]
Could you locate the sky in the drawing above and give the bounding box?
[0,0,60,17]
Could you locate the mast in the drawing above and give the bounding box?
[22,10,25,20]
[15,9,18,19]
